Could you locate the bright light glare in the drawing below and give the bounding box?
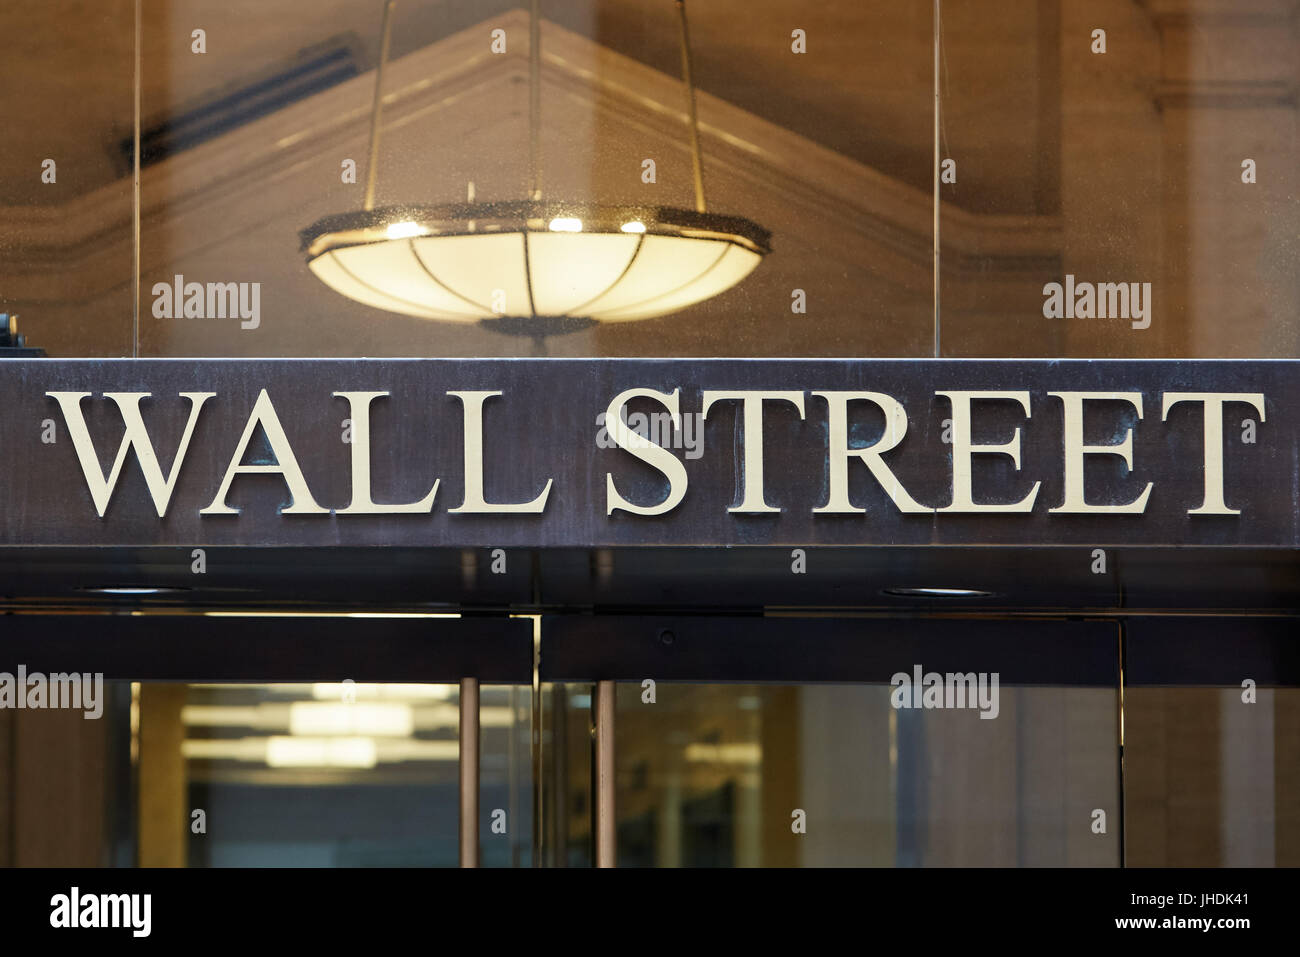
[266,736,377,768]
[620,220,647,233]
[309,682,455,702]
[684,743,762,764]
[288,702,413,736]
[548,217,583,232]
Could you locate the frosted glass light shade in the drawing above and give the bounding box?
[300,201,771,324]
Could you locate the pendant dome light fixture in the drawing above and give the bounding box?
[300,0,771,334]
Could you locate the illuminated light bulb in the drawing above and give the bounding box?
[548,217,583,232]
[620,220,647,234]
[386,221,426,239]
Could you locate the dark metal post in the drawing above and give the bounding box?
[460,677,480,867]
[595,679,616,867]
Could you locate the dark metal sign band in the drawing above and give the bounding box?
[1,358,1294,548]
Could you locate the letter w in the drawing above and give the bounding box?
[47,392,214,517]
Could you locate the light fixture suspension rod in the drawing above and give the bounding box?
[363,0,398,212]
[529,0,543,201]
[675,0,707,213]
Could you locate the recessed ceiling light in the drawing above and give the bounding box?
[881,586,995,599]
[79,585,190,596]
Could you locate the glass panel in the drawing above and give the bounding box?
[544,677,1120,867]
[481,684,535,868]
[540,682,596,868]
[135,0,931,358]
[177,681,531,866]
[0,681,132,867]
[181,682,460,865]
[12,1,1297,359]
[1125,687,1300,866]
[938,0,1299,358]
[616,683,1119,866]
[0,2,137,358]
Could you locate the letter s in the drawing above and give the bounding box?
[604,388,688,516]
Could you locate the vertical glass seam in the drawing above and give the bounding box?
[132,0,142,358]
[932,0,941,359]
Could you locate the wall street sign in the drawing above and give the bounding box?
[1,358,1295,548]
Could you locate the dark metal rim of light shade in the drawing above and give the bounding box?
[299,200,774,259]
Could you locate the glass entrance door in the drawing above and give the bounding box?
[5,611,1298,868]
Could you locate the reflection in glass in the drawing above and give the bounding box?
[178,682,530,866]
[937,1,1299,358]
[547,681,1119,867]
[1125,687,1300,867]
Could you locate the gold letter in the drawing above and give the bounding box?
[1049,392,1152,514]
[936,391,1040,513]
[333,391,438,514]
[812,392,930,514]
[48,391,214,518]
[701,391,805,513]
[448,391,552,513]
[605,388,688,516]
[1162,392,1266,515]
[201,390,327,515]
